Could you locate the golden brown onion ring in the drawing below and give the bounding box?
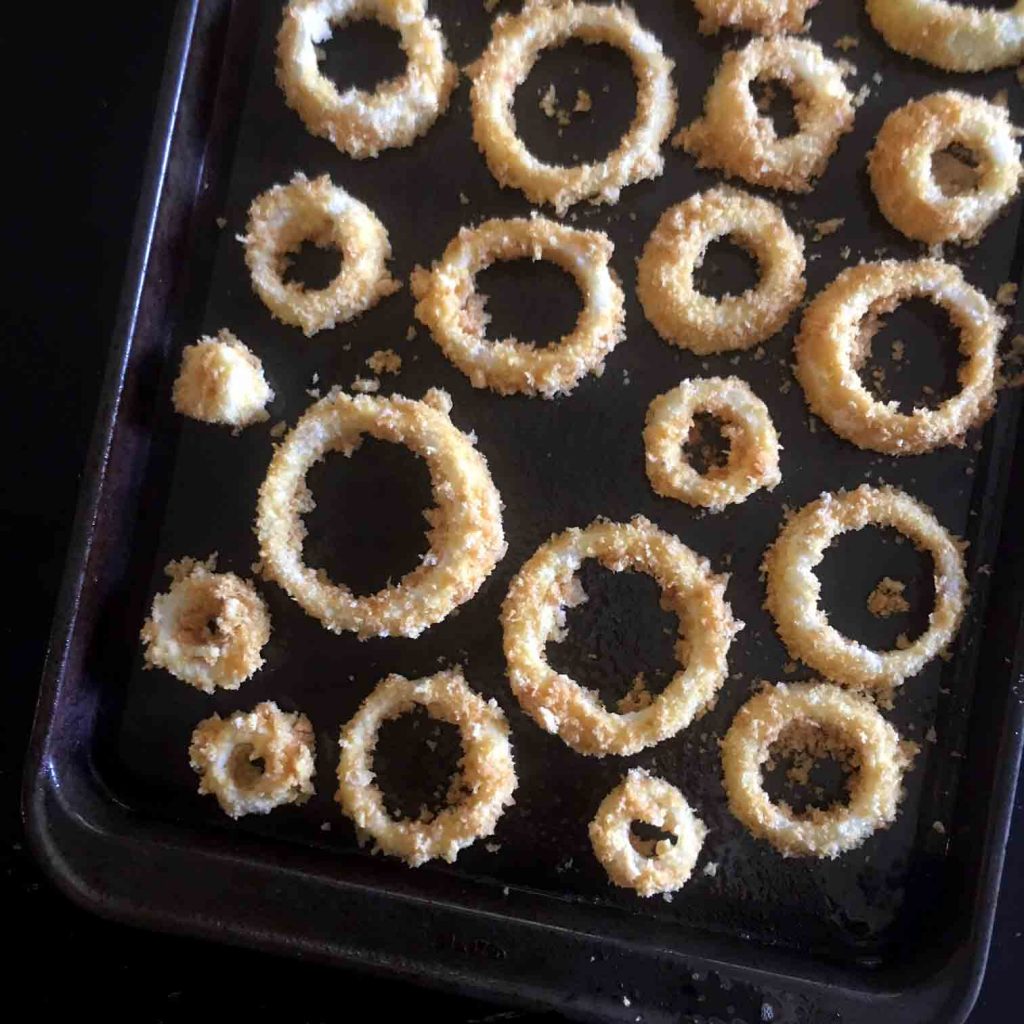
[692,0,818,36]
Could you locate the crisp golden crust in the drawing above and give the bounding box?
[866,0,1024,72]
[722,683,915,857]
[795,259,1003,455]
[868,92,1022,246]
[172,329,274,428]
[410,216,626,398]
[255,389,505,639]
[675,37,855,193]
[141,557,271,693]
[636,187,806,354]
[644,377,781,512]
[335,669,517,866]
[588,769,706,897]
[692,0,818,35]
[276,0,458,158]
[243,173,399,336]
[468,0,676,214]
[763,485,967,691]
[190,701,316,818]
[501,517,740,757]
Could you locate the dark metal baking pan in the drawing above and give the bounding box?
[24,1,1024,1020]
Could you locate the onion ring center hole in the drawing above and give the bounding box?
[763,722,857,816]
[630,819,676,858]
[693,236,760,301]
[473,259,583,347]
[229,744,266,789]
[303,438,433,595]
[315,17,406,93]
[513,39,636,165]
[179,596,224,644]
[373,704,465,821]
[750,77,799,139]
[684,411,731,475]
[281,238,341,291]
[931,143,981,197]
[817,525,936,650]
[546,562,682,711]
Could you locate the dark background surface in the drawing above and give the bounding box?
[2,2,1020,1021]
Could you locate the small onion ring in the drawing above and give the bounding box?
[588,768,707,897]
[763,485,967,691]
[501,516,740,757]
[410,216,626,398]
[141,557,270,693]
[636,187,806,354]
[468,0,677,214]
[865,0,1024,73]
[243,173,399,337]
[868,91,1023,246]
[692,0,818,36]
[675,36,855,193]
[190,701,316,819]
[276,0,458,158]
[722,682,915,858]
[335,669,517,866]
[795,259,1003,455]
[255,389,506,639]
[644,377,782,512]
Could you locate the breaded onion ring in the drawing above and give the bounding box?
[243,173,399,337]
[410,216,625,398]
[588,769,707,897]
[468,0,676,214]
[763,485,967,691]
[276,0,457,158]
[141,557,270,693]
[795,259,1002,455]
[644,377,781,512]
[692,0,818,36]
[675,37,855,193]
[636,187,806,354]
[335,669,516,866]
[865,0,1024,73]
[722,683,916,857]
[868,92,1023,246]
[190,701,316,819]
[255,389,505,639]
[502,516,739,757]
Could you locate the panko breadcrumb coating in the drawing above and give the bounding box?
[692,0,818,36]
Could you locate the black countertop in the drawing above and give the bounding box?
[3,4,1020,1020]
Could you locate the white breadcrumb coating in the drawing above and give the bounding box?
[692,0,818,36]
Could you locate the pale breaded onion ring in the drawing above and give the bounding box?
[636,187,806,354]
[763,485,967,691]
[868,91,1023,246]
[276,0,457,158]
[675,36,855,193]
[644,377,781,512]
[588,768,707,897]
[501,516,740,757]
[410,216,625,398]
[141,557,270,693]
[243,173,399,337]
[692,0,818,36]
[468,0,677,214]
[255,389,505,639]
[722,683,915,857]
[335,669,516,866]
[865,0,1024,73]
[190,701,316,819]
[795,259,1002,455]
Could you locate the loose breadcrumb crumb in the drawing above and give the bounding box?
[925,726,938,743]
[868,577,910,618]
[270,420,287,438]
[351,376,381,393]
[215,216,227,229]
[813,217,845,240]
[834,36,859,51]
[406,325,417,341]
[459,191,470,205]
[617,672,653,712]
[574,88,592,113]
[933,820,946,835]
[702,860,719,877]
[995,281,1018,307]
[366,348,403,375]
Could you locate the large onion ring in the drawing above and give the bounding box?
[691,0,818,36]
[865,0,1024,73]
[190,701,316,819]
[644,377,782,512]
[468,0,677,214]
[868,91,1022,246]
[636,187,806,354]
[588,768,707,897]
[276,0,457,158]
[675,36,855,193]
[795,259,1002,455]
[255,389,505,639]
[722,683,915,857]
[335,669,517,866]
[501,516,740,757]
[410,216,625,398]
[763,485,967,691]
[243,173,399,337]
